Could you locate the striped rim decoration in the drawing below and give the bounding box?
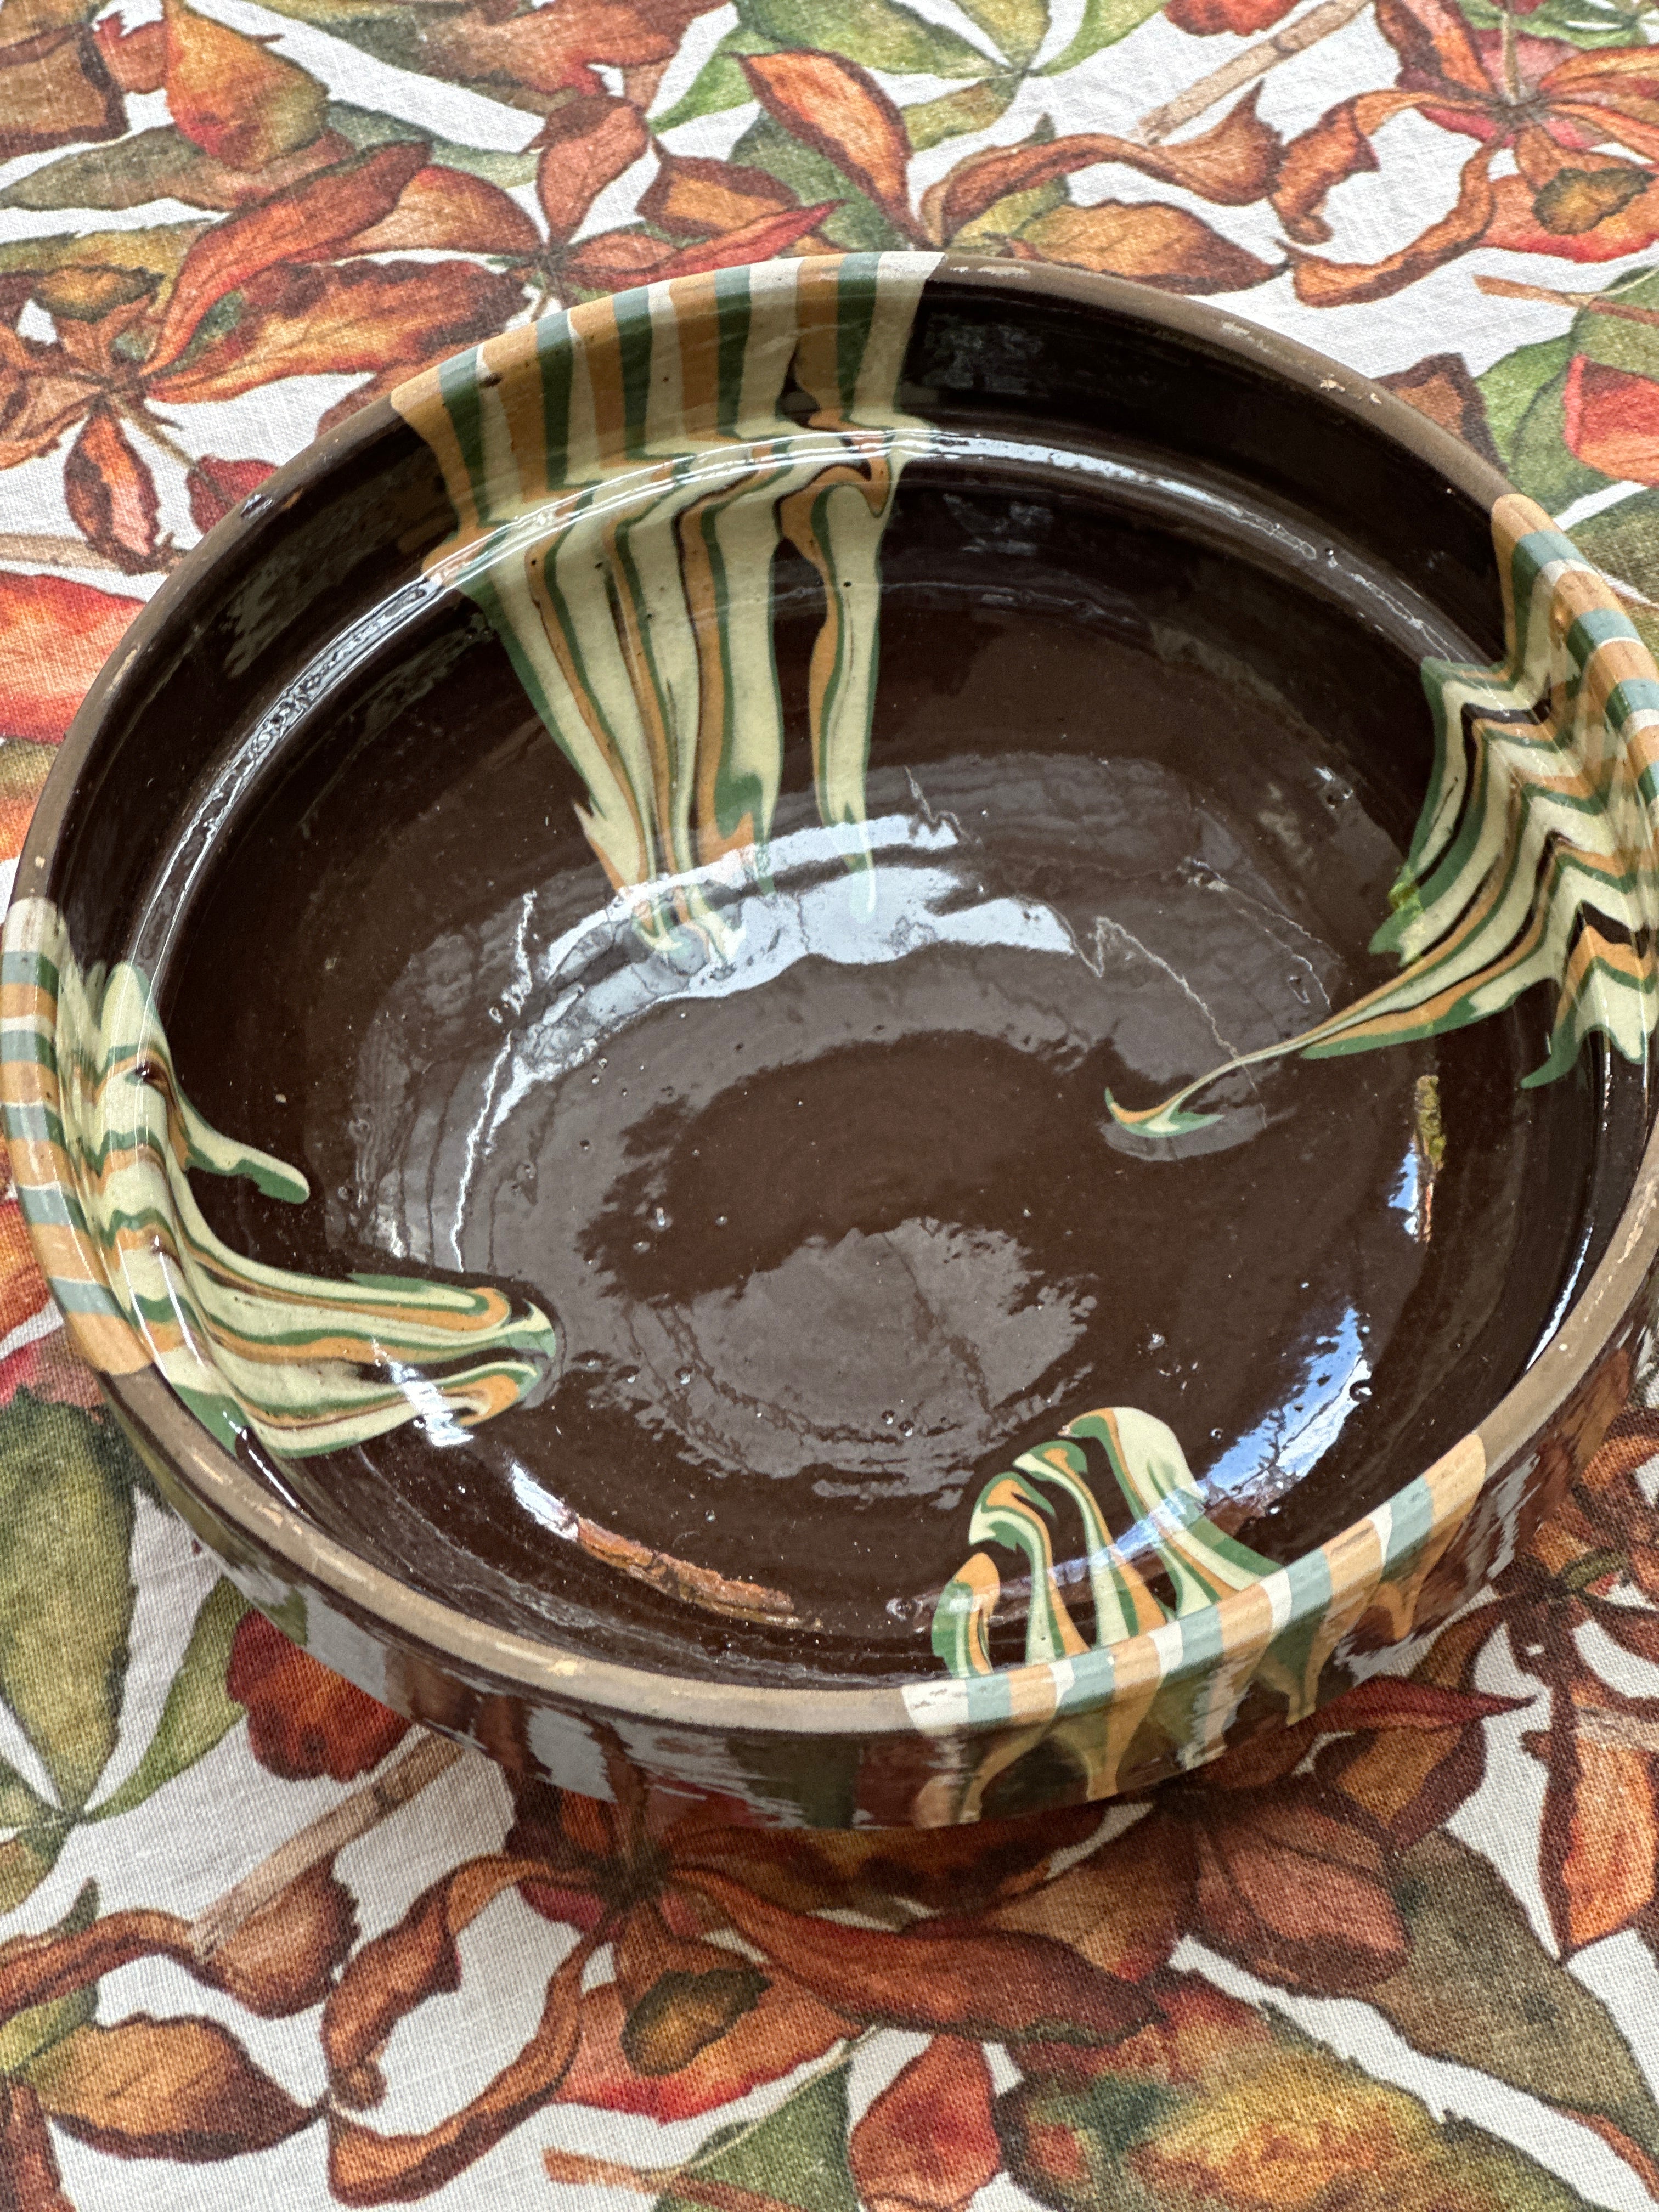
[931,1408,1278,1679]
[391,251,941,944]
[910,1429,1486,1798]
[1107,492,1659,1139]
[0,898,557,1458]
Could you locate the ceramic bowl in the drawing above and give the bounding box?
[7,252,1658,1828]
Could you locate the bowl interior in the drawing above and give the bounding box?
[25,258,1656,1698]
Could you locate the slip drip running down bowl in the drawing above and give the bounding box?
[10,253,1659,1829]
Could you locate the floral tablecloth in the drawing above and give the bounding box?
[3,0,1659,2204]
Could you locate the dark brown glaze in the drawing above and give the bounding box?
[155,460,1641,1686]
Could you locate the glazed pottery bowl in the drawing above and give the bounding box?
[8,253,1659,1828]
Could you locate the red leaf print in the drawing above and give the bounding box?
[1168,0,1297,29]
[63,408,162,574]
[1564,354,1659,483]
[537,93,650,244]
[0,1196,49,1346]
[1379,0,1498,99]
[144,139,430,376]
[741,50,924,240]
[0,572,140,743]
[160,0,328,170]
[348,163,540,257]
[95,12,166,93]
[226,1609,408,1782]
[1319,1676,1525,1731]
[850,2039,1001,2212]
[185,454,276,534]
[0,1321,101,1410]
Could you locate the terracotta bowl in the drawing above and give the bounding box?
[8,253,1658,1827]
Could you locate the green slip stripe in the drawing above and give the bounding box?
[613,288,654,458]
[0,1034,53,1068]
[714,266,752,436]
[0,951,57,990]
[50,1277,122,1316]
[836,255,882,409]
[535,310,574,492]
[438,347,490,521]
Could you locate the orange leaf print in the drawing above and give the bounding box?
[537,93,650,243]
[225,1609,409,1782]
[930,91,1280,240]
[556,1973,849,2121]
[563,203,837,293]
[349,163,541,257]
[148,256,523,404]
[1190,1787,1409,1990]
[1019,202,1276,293]
[1564,354,1659,483]
[63,408,161,575]
[328,1933,594,2204]
[1378,351,1502,467]
[0,1198,49,1346]
[987,1813,1193,1983]
[144,139,430,376]
[741,50,924,240]
[185,454,276,535]
[94,12,166,93]
[0,2079,72,2211]
[1273,91,1422,243]
[679,1870,1152,2044]
[211,1859,359,2019]
[0,739,52,860]
[640,150,798,239]
[1486,168,1659,260]
[160,0,328,170]
[415,1,676,100]
[322,1855,542,2103]
[29,2016,313,2159]
[850,2038,1001,2212]
[0,572,140,743]
[1541,1676,1659,1951]
[0,30,125,159]
[1289,143,1496,306]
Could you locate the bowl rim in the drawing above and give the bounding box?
[12,250,1658,1743]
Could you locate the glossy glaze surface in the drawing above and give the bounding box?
[153,458,1642,1683]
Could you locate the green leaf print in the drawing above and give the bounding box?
[0,1394,136,1816]
[657,2064,857,2212]
[89,1578,250,1824]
